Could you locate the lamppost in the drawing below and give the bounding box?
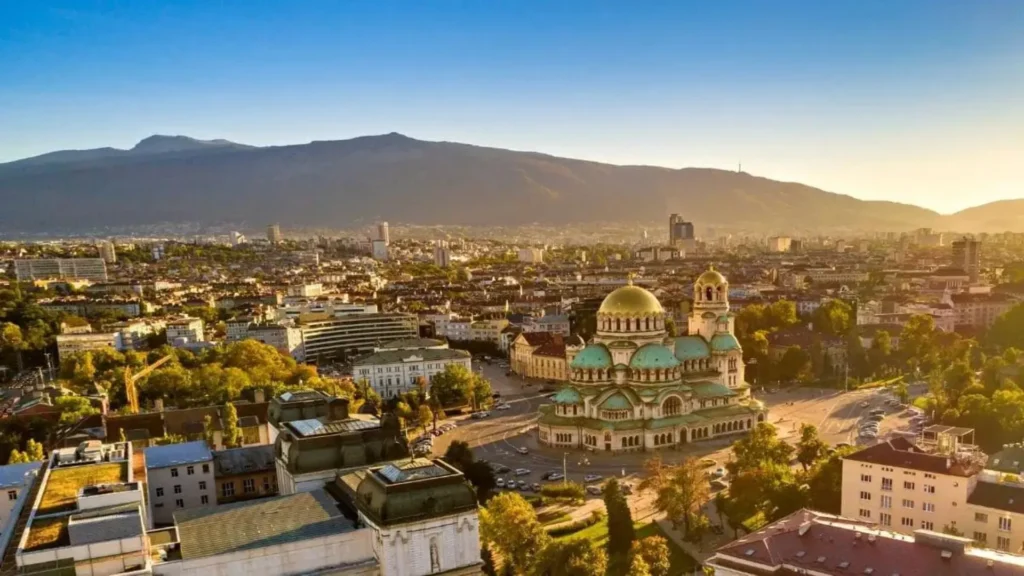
[747,357,758,392]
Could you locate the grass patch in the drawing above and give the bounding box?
[24,517,69,551]
[558,519,698,574]
[537,508,572,526]
[38,463,128,515]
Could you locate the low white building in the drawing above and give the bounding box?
[56,332,120,361]
[167,317,205,347]
[144,441,215,526]
[517,247,544,263]
[353,340,471,398]
[0,462,42,545]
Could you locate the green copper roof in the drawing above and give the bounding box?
[571,344,613,369]
[552,387,582,404]
[629,344,680,369]
[710,333,741,352]
[600,393,632,410]
[674,336,711,361]
[690,381,738,399]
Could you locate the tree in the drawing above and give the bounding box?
[7,448,28,464]
[203,414,216,447]
[443,440,475,470]
[626,554,650,576]
[481,548,498,576]
[812,300,853,336]
[795,424,827,471]
[25,439,44,461]
[418,404,434,434]
[532,538,608,576]
[223,402,240,448]
[0,322,26,371]
[471,374,494,411]
[805,446,854,513]
[893,381,909,405]
[728,423,794,475]
[430,364,475,407]
[777,347,811,383]
[603,478,635,557]
[868,330,892,376]
[480,492,550,573]
[943,524,965,537]
[629,536,670,576]
[987,304,1024,351]
[53,396,99,426]
[118,428,127,443]
[684,512,711,547]
[943,362,976,406]
[639,456,708,536]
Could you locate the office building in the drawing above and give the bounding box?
[706,508,1024,576]
[668,213,694,246]
[434,241,452,268]
[951,293,1014,329]
[230,231,246,246]
[953,236,983,283]
[376,221,390,245]
[144,441,215,526]
[56,332,120,361]
[14,258,108,282]
[96,240,117,264]
[297,312,418,362]
[518,247,544,263]
[287,283,323,298]
[766,236,792,252]
[151,244,165,261]
[352,338,471,398]
[267,223,283,245]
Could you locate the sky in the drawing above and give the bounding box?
[1,1,1022,213]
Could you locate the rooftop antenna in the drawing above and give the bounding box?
[738,162,742,173]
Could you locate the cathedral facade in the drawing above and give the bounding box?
[537,266,767,452]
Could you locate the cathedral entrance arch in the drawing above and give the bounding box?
[604,431,612,452]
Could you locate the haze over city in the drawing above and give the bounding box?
[3,1,1023,213]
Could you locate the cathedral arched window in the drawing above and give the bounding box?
[616,318,621,331]
[663,396,682,416]
[645,317,651,331]
[706,286,713,301]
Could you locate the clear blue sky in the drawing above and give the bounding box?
[2,1,1022,213]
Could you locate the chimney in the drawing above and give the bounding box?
[154,398,164,412]
[328,398,350,421]
[254,388,266,404]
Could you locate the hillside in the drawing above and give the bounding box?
[0,133,950,233]
[946,200,1024,233]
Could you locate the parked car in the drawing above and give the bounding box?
[621,484,633,495]
[518,481,529,490]
[515,468,531,476]
[547,472,565,482]
[496,403,512,411]
[583,474,603,483]
[496,478,505,488]
[517,447,529,455]
[532,483,541,492]
[586,485,602,496]
[711,467,727,479]
[494,464,510,474]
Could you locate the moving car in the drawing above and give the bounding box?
[517,447,529,455]
[515,468,531,476]
[586,485,602,496]
[583,474,603,483]
[547,472,565,482]
[711,467,727,479]
[493,464,510,474]
[700,458,717,468]
[496,403,512,411]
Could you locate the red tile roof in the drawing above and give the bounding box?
[518,332,554,346]
[710,509,1024,576]
[844,437,982,477]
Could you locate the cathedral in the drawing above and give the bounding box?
[538,266,767,452]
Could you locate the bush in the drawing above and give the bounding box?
[540,481,585,501]
[546,510,604,537]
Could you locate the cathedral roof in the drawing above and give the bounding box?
[598,284,664,317]
[690,381,738,399]
[629,343,680,369]
[697,265,727,286]
[599,393,633,410]
[570,344,613,369]
[674,336,711,361]
[710,333,741,352]
[551,387,582,404]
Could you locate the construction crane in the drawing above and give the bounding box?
[125,354,174,414]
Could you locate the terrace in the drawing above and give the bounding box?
[37,462,128,515]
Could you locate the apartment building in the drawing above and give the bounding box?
[212,445,278,505]
[523,314,571,337]
[470,318,510,343]
[273,300,376,322]
[166,316,205,346]
[707,508,1024,576]
[144,441,215,526]
[55,332,119,361]
[510,331,556,376]
[951,293,1015,329]
[806,268,870,284]
[14,257,108,282]
[297,312,417,362]
[244,323,304,358]
[353,343,471,398]
[0,462,41,544]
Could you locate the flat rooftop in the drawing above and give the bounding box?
[375,460,453,485]
[286,418,379,438]
[144,440,212,469]
[38,462,128,515]
[0,461,42,490]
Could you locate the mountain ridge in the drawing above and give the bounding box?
[0,133,1019,233]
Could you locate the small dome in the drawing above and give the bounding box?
[598,284,664,317]
[599,392,633,410]
[697,265,727,286]
[629,343,680,369]
[551,387,582,404]
[710,333,741,352]
[570,344,613,369]
[674,336,711,361]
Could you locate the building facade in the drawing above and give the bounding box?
[298,313,418,362]
[166,317,205,346]
[144,441,216,526]
[14,258,109,282]
[537,267,767,452]
[353,343,472,398]
[951,293,1015,329]
[0,462,41,544]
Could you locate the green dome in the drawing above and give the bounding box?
[599,392,633,410]
[674,336,710,361]
[552,387,582,404]
[710,333,741,352]
[571,344,613,369]
[629,343,680,369]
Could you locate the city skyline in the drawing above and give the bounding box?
[3,1,1023,213]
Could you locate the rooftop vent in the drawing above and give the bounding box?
[855,532,862,539]
[817,556,827,563]
[839,561,850,569]
[868,534,877,543]
[796,551,806,558]
[941,550,953,560]
[864,569,874,575]
[744,549,755,557]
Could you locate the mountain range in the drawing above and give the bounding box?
[0,133,1020,234]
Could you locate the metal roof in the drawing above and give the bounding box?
[0,461,42,490]
[68,506,144,546]
[144,440,213,469]
[286,418,379,438]
[376,461,451,485]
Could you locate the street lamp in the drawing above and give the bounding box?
[747,358,759,392]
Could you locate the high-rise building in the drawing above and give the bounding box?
[267,223,283,245]
[14,258,108,282]
[952,236,982,283]
[377,221,390,245]
[766,236,792,253]
[434,241,451,268]
[151,244,165,261]
[96,240,117,264]
[668,213,694,246]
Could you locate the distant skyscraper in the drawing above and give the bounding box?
[952,236,982,283]
[668,213,694,246]
[151,244,165,261]
[434,241,451,268]
[96,240,117,264]
[377,222,390,245]
[267,224,283,244]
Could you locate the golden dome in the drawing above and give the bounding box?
[697,265,726,286]
[598,284,664,316]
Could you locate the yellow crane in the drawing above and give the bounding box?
[124,354,174,414]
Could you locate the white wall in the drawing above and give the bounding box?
[148,463,215,525]
[371,511,480,576]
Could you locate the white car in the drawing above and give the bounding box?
[583,474,603,483]
[496,403,512,411]
[496,478,505,488]
[517,447,529,455]
[547,473,565,482]
[515,468,531,476]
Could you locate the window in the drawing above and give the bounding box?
[859,509,871,518]
[976,513,989,523]
[7,490,16,501]
[861,474,872,483]
[999,517,1012,532]
[904,481,915,490]
[901,517,914,528]
[997,536,1011,551]
[880,495,892,509]
[173,484,182,494]
[881,478,893,491]
[924,484,936,494]
[156,487,164,497]
[223,482,235,497]
[902,499,914,509]
[199,481,207,490]
[175,499,184,508]
[244,479,256,493]
[880,513,892,527]
[187,465,195,476]
[924,473,936,479]
[171,468,179,478]
[922,502,935,512]
[202,464,209,474]
[263,477,272,492]
[860,491,871,500]
[922,521,934,531]
[974,532,988,543]
[154,503,164,509]
[201,495,209,505]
